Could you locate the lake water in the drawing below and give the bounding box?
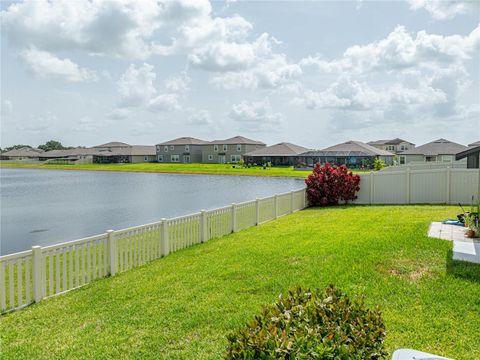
[0,168,304,255]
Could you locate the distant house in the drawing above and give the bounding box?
[0,147,44,160]
[243,142,310,166]
[399,138,468,165]
[156,137,208,163]
[468,141,480,147]
[39,142,156,163]
[367,138,415,154]
[298,140,394,168]
[202,136,265,164]
[456,146,480,168]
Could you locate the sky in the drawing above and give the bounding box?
[1,0,479,149]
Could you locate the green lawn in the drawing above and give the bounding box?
[1,206,479,359]
[0,162,369,178]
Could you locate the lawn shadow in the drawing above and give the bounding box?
[446,249,480,283]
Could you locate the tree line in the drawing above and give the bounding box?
[1,140,73,153]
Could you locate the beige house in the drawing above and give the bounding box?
[0,147,44,160]
[156,137,208,163]
[399,138,468,165]
[367,138,415,154]
[202,136,265,164]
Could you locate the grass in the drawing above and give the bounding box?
[0,162,369,178]
[1,205,479,359]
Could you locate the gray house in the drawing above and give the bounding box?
[156,137,208,163]
[202,136,265,164]
[298,140,394,168]
[243,142,310,166]
[456,146,480,168]
[399,138,468,165]
[0,147,44,160]
[367,138,415,154]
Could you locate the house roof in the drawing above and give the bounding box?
[244,142,310,157]
[209,136,265,145]
[313,140,394,156]
[40,145,156,158]
[94,142,131,148]
[1,147,44,157]
[456,146,480,161]
[368,138,414,146]
[400,138,468,156]
[468,140,480,147]
[157,137,208,146]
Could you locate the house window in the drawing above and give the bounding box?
[400,145,408,151]
[213,145,219,152]
[223,144,228,152]
[208,155,213,160]
[171,155,180,162]
[144,156,148,161]
[156,145,160,151]
[236,144,242,152]
[231,155,241,163]
[441,155,453,162]
[164,146,168,152]
[170,145,174,151]
[158,155,163,162]
[425,156,435,162]
[399,156,406,165]
[386,145,395,151]
[183,155,190,163]
[185,145,190,152]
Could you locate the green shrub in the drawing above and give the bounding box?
[226,285,386,359]
[373,158,385,171]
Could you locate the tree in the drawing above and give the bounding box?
[1,144,32,152]
[38,140,69,151]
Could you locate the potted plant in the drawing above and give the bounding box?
[464,214,478,238]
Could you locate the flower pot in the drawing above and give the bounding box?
[465,229,477,238]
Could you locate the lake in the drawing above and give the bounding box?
[0,168,304,255]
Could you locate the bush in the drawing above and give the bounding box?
[373,158,385,171]
[226,285,386,359]
[305,163,360,206]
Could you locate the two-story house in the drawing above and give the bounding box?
[367,138,415,154]
[156,137,208,163]
[399,138,468,165]
[202,136,266,164]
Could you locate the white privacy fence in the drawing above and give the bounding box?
[380,161,467,172]
[0,188,307,313]
[354,168,480,205]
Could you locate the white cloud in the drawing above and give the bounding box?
[148,93,180,112]
[73,116,99,132]
[187,110,212,125]
[1,99,13,117]
[165,72,191,92]
[17,113,57,132]
[407,0,480,20]
[107,108,130,120]
[117,63,157,107]
[21,48,97,82]
[228,98,284,132]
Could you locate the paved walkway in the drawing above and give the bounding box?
[428,222,480,264]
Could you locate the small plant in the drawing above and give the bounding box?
[373,158,385,171]
[226,285,386,359]
[305,162,361,206]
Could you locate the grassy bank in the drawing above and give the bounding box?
[0,162,370,178]
[1,206,479,359]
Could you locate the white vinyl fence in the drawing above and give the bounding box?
[380,161,467,172]
[0,188,307,313]
[354,168,480,204]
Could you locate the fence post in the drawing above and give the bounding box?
[231,203,237,232]
[255,198,260,225]
[107,230,117,276]
[161,218,169,256]
[200,210,207,242]
[302,189,307,209]
[32,245,43,303]
[406,168,411,204]
[370,172,374,204]
[290,191,294,213]
[446,167,451,204]
[274,195,279,219]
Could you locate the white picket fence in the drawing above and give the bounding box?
[0,188,307,313]
[354,168,480,204]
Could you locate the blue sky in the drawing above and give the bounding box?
[1,0,479,148]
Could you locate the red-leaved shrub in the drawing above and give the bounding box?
[305,163,361,206]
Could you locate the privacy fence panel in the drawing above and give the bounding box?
[355,168,479,205]
[1,188,307,313]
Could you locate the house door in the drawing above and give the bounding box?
[218,155,226,164]
[183,155,190,163]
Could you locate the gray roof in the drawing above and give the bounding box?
[400,138,468,156]
[244,142,310,157]
[456,145,480,161]
[94,142,131,148]
[368,138,414,146]
[1,147,44,157]
[40,145,155,158]
[316,140,394,156]
[157,137,208,146]
[468,140,480,147]
[209,136,265,145]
